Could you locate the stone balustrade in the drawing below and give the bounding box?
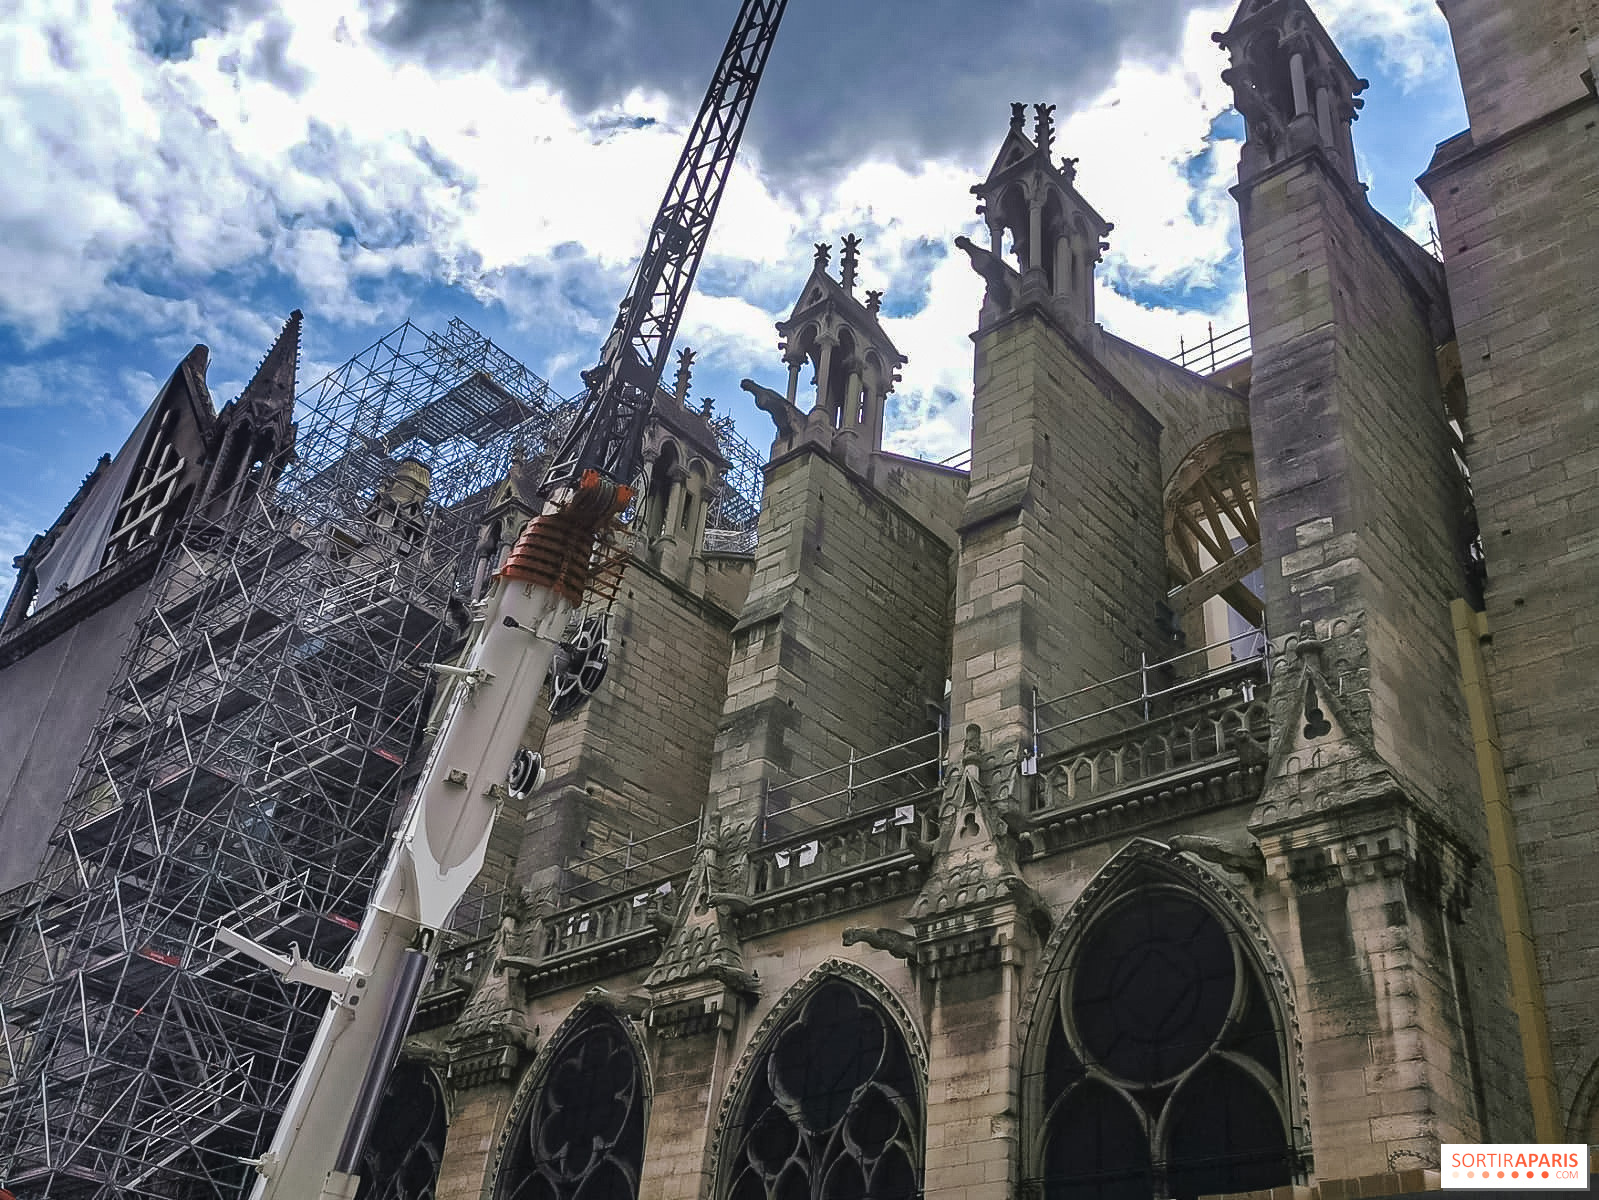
[1021,682,1270,858]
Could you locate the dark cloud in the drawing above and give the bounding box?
[129,0,273,61]
[248,16,313,95]
[368,0,1213,189]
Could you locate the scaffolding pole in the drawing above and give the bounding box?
[0,320,574,1199]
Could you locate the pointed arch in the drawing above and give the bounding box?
[710,960,926,1200]
[353,1060,449,1200]
[1019,838,1307,1200]
[642,439,683,542]
[490,1000,652,1200]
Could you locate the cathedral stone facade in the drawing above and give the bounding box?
[1,1,1595,1198]
[391,4,1599,1199]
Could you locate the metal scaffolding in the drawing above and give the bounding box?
[0,319,575,1198]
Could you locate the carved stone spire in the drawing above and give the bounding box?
[812,241,831,270]
[236,308,302,430]
[202,309,302,520]
[673,346,696,407]
[839,233,862,295]
[1032,102,1056,158]
[1009,101,1026,134]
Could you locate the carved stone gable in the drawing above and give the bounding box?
[1252,617,1402,831]
[644,813,758,996]
[444,916,540,1090]
[908,725,1047,936]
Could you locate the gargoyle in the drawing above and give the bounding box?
[1230,727,1269,768]
[953,235,1017,310]
[401,1037,452,1069]
[706,962,761,997]
[1221,66,1287,155]
[1169,833,1267,883]
[706,891,752,917]
[741,377,802,441]
[485,1011,540,1053]
[843,926,918,962]
[645,903,676,936]
[585,985,652,1021]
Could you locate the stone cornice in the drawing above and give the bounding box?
[0,541,162,669]
[1021,755,1266,859]
[736,854,926,938]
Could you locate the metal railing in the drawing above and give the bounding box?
[759,729,945,843]
[748,791,938,898]
[560,815,702,901]
[1028,630,1267,770]
[1174,320,1252,375]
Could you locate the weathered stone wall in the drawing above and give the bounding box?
[1424,40,1599,1132]
[517,562,740,894]
[1094,329,1253,491]
[951,306,1166,747]
[1240,154,1470,799]
[0,589,145,891]
[1437,0,1598,144]
[708,445,953,829]
[1238,143,1532,1164]
[866,451,969,549]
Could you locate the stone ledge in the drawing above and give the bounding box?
[737,854,927,938]
[1021,755,1265,858]
[1201,1167,1441,1199]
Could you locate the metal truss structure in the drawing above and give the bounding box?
[0,319,575,1198]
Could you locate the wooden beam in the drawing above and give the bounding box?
[1166,540,1263,616]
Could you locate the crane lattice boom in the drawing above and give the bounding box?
[541,0,789,497]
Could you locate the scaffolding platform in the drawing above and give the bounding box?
[0,314,769,1196]
[0,317,584,1197]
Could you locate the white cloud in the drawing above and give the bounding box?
[0,0,1462,501]
[1314,0,1455,87]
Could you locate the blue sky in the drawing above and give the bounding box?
[0,0,1467,599]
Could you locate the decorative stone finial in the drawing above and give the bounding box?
[1294,618,1323,663]
[839,233,861,294]
[1060,155,1079,183]
[1033,102,1056,157]
[813,241,831,270]
[1009,102,1026,135]
[673,347,695,406]
[700,396,715,418]
[864,289,883,316]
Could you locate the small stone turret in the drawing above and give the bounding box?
[1214,0,1368,184]
[757,236,906,474]
[965,101,1112,333]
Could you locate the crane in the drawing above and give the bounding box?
[223,4,789,1196]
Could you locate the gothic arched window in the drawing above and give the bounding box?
[1028,886,1295,1200]
[496,1011,647,1200]
[355,1061,447,1200]
[724,978,921,1200]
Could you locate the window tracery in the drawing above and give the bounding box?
[354,1062,448,1200]
[1029,886,1295,1200]
[724,979,921,1200]
[496,1012,647,1200]
[103,408,188,566]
